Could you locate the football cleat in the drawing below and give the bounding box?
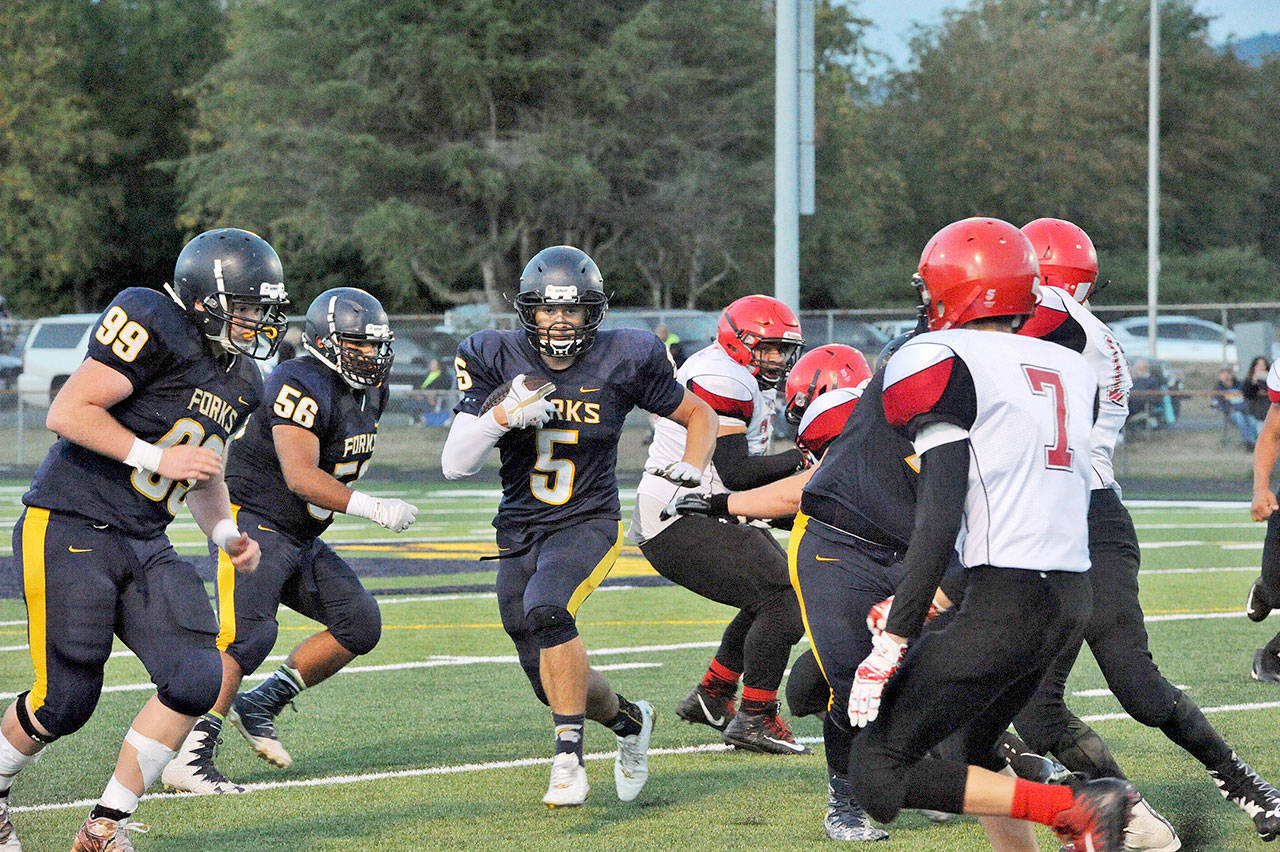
[71,816,149,852]
[917,809,953,824]
[1247,578,1274,622]
[542,752,589,808]
[722,702,810,755]
[228,687,295,769]
[675,683,736,732]
[0,796,19,851]
[825,775,889,842]
[160,715,245,794]
[1009,751,1075,785]
[1253,648,1280,683]
[1208,753,1280,840]
[1050,777,1140,852]
[1123,797,1181,851]
[614,700,653,802]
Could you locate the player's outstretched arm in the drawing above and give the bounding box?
[48,357,223,483]
[648,390,716,486]
[1253,403,1280,521]
[440,410,507,480]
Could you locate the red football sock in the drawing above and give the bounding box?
[702,660,740,692]
[1009,778,1075,826]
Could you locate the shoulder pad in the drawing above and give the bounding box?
[882,337,958,428]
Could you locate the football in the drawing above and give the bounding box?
[480,375,556,414]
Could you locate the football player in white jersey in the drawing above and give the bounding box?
[1016,218,1280,846]
[1250,359,1280,683]
[844,217,1141,852]
[631,295,813,754]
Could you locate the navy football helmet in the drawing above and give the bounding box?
[169,228,289,359]
[513,246,608,358]
[303,287,394,388]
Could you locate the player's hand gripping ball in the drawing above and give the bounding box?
[481,374,557,429]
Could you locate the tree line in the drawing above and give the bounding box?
[1,0,1276,319]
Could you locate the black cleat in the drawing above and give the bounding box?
[1050,777,1140,852]
[722,702,810,755]
[1209,753,1280,840]
[1253,648,1280,683]
[675,683,736,732]
[1248,578,1274,623]
[1010,751,1075,785]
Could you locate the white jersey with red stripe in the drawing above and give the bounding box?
[1266,360,1280,403]
[796,386,861,460]
[631,343,775,542]
[1018,286,1131,492]
[882,329,1096,573]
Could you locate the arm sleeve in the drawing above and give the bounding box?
[884,439,969,639]
[440,410,507,479]
[712,432,806,491]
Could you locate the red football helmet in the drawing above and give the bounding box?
[914,217,1039,331]
[717,295,804,389]
[784,344,872,425]
[1021,218,1098,304]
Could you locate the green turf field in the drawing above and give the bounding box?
[0,483,1274,850]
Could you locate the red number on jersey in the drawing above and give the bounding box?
[1023,365,1074,471]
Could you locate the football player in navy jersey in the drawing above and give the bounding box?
[634,295,813,757]
[441,245,717,808]
[0,228,287,850]
[161,287,418,795]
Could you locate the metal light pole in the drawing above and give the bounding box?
[774,0,813,314]
[1147,0,1160,359]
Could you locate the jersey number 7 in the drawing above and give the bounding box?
[1023,365,1074,471]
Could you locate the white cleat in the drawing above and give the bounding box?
[160,716,245,794]
[1124,797,1181,851]
[0,796,20,850]
[227,703,294,770]
[614,700,654,802]
[543,752,589,807]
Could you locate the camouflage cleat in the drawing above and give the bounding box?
[825,775,889,842]
[722,702,810,755]
[160,715,244,794]
[1050,778,1140,852]
[675,683,736,732]
[614,700,653,802]
[0,796,19,851]
[1209,753,1280,840]
[70,816,150,852]
[228,687,294,769]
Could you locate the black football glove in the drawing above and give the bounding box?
[660,492,732,521]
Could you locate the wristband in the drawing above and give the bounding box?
[210,519,240,552]
[124,437,164,473]
[346,490,377,519]
[708,493,731,517]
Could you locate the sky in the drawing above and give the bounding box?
[857,0,1280,68]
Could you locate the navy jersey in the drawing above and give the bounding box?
[453,328,684,534]
[24,288,263,539]
[800,367,920,549]
[226,355,387,541]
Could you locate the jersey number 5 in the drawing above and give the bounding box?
[531,429,578,505]
[1023,365,1073,471]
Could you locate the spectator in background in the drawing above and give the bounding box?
[1244,356,1271,434]
[416,358,453,426]
[1215,364,1259,450]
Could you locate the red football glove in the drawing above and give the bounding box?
[849,631,908,728]
[865,595,945,637]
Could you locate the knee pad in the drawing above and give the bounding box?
[156,649,222,717]
[330,593,382,657]
[16,692,60,744]
[1051,718,1125,780]
[227,618,280,677]
[526,605,578,650]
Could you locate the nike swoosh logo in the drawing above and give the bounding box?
[238,396,248,405]
[696,693,725,727]
[257,524,277,533]
[815,555,840,562]
[763,735,808,753]
[68,546,92,553]
[579,387,601,394]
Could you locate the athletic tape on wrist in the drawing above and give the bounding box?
[123,437,164,473]
[210,518,240,552]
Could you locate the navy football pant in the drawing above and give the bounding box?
[13,508,222,735]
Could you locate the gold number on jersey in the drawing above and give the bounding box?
[130,418,226,515]
[308,458,370,521]
[454,356,473,391]
[531,428,578,505]
[94,305,150,363]
[273,385,318,428]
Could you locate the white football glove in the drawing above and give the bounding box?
[646,460,703,487]
[502,374,557,430]
[848,631,908,728]
[347,491,419,533]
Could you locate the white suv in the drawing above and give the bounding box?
[17,313,98,408]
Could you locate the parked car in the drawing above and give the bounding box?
[17,313,98,408]
[873,318,920,340]
[800,315,890,357]
[1108,314,1237,365]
